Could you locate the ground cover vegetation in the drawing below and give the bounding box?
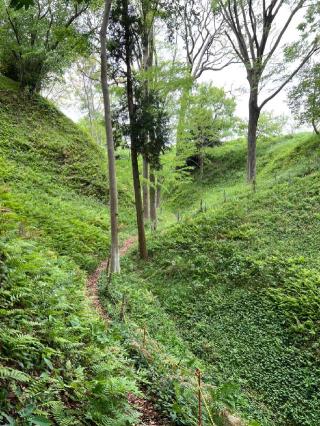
[0,76,139,424]
[1,0,320,424]
[100,133,320,425]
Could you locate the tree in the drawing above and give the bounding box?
[218,0,320,183]
[140,1,156,222]
[100,0,120,272]
[139,84,170,229]
[106,0,171,255]
[75,58,104,144]
[121,0,148,259]
[183,83,236,178]
[257,112,287,140]
[175,0,231,80]
[289,63,320,134]
[1,0,91,92]
[172,0,232,147]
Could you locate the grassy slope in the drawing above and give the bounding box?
[2,73,319,425]
[0,77,138,425]
[104,133,320,426]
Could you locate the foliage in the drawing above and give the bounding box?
[257,112,286,141]
[0,77,108,202]
[257,112,287,141]
[288,63,320,134]
[120,133,320,425]
[0,239,138,425]
[268,259,320,339]
[0,78,139,424]
[99,260,250,426]
[133,83,171,168]
[179,83,236,170]
[236,112,287,142]
[0,0,91,91]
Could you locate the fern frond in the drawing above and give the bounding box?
[0,365,31,382]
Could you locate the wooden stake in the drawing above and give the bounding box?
[195,368,202,426]
[143,324,146,347]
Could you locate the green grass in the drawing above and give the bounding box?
[2,72,320,425]
[106,133,320,425]
[0,77,139,424]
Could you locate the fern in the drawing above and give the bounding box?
[0,365,31,382]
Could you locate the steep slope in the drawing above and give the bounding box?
[0,77,138,424]
[105,134,320,425]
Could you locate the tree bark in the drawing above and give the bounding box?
[176,86,192,155]
[100,0,120,272]
[247,88,260,183]
[149,169,157,230]
[123,0,147,259]
[143,156,149,220]
[312,118,319,135]
[141,17,152,222]
[131,145,148,258]
[199,149,204,181]
[156,180,161,208]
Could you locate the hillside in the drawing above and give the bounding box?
[100,133,320,425]
[1,75,320,426]
[0,77,138,424]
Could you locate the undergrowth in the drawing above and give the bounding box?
[107,133,320,426]
[0,77,138,424]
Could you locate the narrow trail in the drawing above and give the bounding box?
[86,235,169,426]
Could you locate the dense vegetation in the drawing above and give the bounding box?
[0,0,319,423]
[100,133,320,425]
[0,76,138,424]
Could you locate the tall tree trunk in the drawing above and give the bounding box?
[100,0,120,272]
[176,86,192,156]
[143,156,149,220]
[131,145,148,258]
[141,18,152,222]
[123,0,147,259]
[247,89,260,183]
[199,149,204,181]
[156,179,161,208]
[149,169,157,230]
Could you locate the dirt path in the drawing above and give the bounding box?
[86,236,170,426]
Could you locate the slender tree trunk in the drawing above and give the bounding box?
[131,145,148,258]
[176,86,191,156]
[141,20,152,222]
[156,179,161,208]
[100,0,120,272]
[143,156,149,220]
[149,169,157,230]
[199,149,204,181]
[312,118,319,135]
[123,0,147,259]
[247,88,260,183]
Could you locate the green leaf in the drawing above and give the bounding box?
[29,415,52,426]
